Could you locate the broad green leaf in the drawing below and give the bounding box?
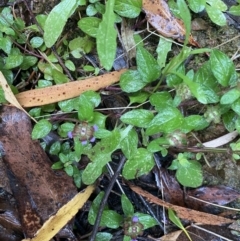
[100,210,123,228]
[52,69,69,84]
[82,130,121,184]
[120,129,138,159]
[58,98,79,112]
[135,212,158,229]
[78,17,101,38]
[65,60,75,71]
[221,88,240,105]
[129,91,149,104]
[183,115,209,132]
[31,119,52,139]
[123,148,154,179]
[79,90,101,107]
[188,0,206,12]
[96,233,113,241]
[0,36,12,54]
[205,5,226,26]
[114,0,142,18]
[146,106,184,135]
[49,141,61,155]
[30,36,43,48]
[157,38,172,69]
[64,165,74,176]
[97,0,117,70]
[222,111,237,132]
[44,0,78,47]
[210,50,238,87]
[178,72,219,104]
[137,46,161,83]
[232,98,240,115]
[229,5,240,16]
[176,160,203,187]
[206,0,227,11]
[150,92,173,110]
[86,4,98,16]
[4,53,23,69]
[20,56,38,70]
[121,109,154,128]
[121,194,134,216]
[120,70,147,93]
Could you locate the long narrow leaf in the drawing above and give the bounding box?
[97,0,117,70]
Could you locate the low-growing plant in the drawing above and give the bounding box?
[1,0,240,239]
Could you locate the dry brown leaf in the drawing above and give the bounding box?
[15,69,127,107]
[142,0,198,46]
[129,184,233,226]
[22,185,95,241]
[0,72,37,122]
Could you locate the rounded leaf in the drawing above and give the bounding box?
[32,119,52,139]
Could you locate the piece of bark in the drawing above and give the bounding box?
[0,106,77,239]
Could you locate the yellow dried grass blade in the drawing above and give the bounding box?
[22,185,95,241]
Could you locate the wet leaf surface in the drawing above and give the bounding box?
[0,106,77,239]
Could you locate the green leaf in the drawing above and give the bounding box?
[96,233,113,241]
[183,115,209,132]
[146,106,184,135]
[78,17,101,38]
[79,90,101,107]
[100,210,123,228]
[137,46,161,83]
[64,165,74,176]
[206,0,227,11]
[0,36,12,54]
[30,36,43,48]
[222,111,237,132]
[205,4,226,26]
[120,70,147,93]
[20,56,38,70]
[4,52,23,69]
[177,0,191,45]
[52,69,69,84]
[210,50,238,87]
[157,38,172,69]
[121,109,154,128]
[188,0,206,12]
[120,129,138,159]
[65,60,75,71]
[51,161,64,169]
[135,212,158,229]
[232,98,240,115]
[176,160,203,188]
[122,148,154,179]
[31,119,52,139]
[96,0,117,70]
[78,95,95,122]
[221,88,240,105]
[121,194,134,216]
[114,0,142,18]
[86,4,98,16]
[129,91,149,104]
[150,92,173,110]
[229,5,240,16]
[49,141,61,155]
[168,209,193,241]
[44,0,78,47]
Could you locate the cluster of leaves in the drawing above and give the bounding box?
[1,0,240,238]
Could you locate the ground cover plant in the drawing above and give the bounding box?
[0,0,240,240]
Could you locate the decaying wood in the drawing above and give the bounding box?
[129,184,233,226]
[142,0,198,46]
[0,106,77,239]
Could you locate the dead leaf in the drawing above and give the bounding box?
[22,185,95,241]
[142,0,198,46]
[0,106,78,238]
[187,185,240,208]
[128,184,233,226]
[15,69,127,107]
[0,72,36,123]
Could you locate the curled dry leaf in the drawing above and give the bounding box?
[142,0,198,46]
